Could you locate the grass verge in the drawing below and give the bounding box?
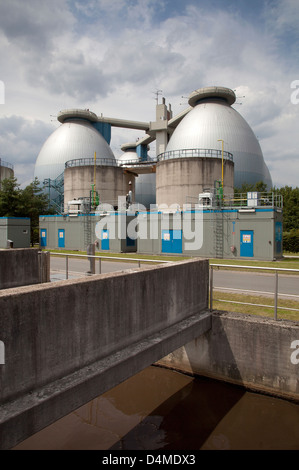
[212,291,299,322]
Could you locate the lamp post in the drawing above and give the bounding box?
[218,139,224,190]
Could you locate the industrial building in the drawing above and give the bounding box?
[37,86,283,260]
[0,218,31,249]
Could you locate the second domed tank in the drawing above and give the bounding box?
[164,86,272,190]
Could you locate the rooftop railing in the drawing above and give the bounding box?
[186,191,283,209]
[157,148,234,162]
[0,158,14,170]
[65,157,157,169]
[223,192,283,209]
[65,157,118,168]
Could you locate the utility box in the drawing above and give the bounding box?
[247,192,260,207]
[0,218,31,248]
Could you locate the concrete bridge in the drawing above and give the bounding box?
[0,258,211,449]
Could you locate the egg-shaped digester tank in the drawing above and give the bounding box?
[34,109,116,206]
[165,86,272,190]
[34,111,116,183]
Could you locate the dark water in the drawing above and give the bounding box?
[14,366,299,451]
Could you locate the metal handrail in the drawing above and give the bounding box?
[65,157,118,168]
[49,251,173,279]
[65,157,156,169]
[0,158,14,170]
[209,263,299,320]
[157,148,233,162]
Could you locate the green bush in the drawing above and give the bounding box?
[283,230,299,253]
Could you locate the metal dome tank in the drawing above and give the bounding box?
[164,86,272,190]
[119,143,156,209]
[34,109,116,205]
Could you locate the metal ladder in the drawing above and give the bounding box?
[214,209,224,258]
[84,213,92,248]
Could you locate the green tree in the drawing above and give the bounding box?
[0,176,55,245]
[20,178,55,244]
[275,186,299,232]
[0,177,22,216]
[234,181,268,196]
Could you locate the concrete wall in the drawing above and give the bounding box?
[156,157,234,207]
[64,165,135,207]
[0,248,49,289]
[158,311,299,402]
[0,258,209,449]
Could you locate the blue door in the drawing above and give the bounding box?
[275,222,282,254]
[58,229,65,248]
[101,229,109,250]
[40,229,47,247]
[162,230,182,254]
[240,230,254,257]
[126,236,136,247]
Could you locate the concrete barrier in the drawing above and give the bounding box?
[0,249,50,289]
[0,258,210,449]
[158,311,299,402]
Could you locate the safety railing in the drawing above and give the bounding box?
[65,157,157,169]
[65,157,118,168]
[49,252,173,280]
[0,158,14,170]
[157,148,233,162]
[209,264,299,320]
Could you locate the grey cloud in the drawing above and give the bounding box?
[102,39,185,88]
[0,116,54,169]
[0,0,74,52]
[40,63,112,102]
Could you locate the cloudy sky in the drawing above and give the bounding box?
[0,0,298,188]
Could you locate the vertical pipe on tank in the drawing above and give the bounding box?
[94,152,96,207]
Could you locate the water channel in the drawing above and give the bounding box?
[14,365,299,451]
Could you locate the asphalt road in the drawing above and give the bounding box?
[49,255,299,300]
[212,268,299,300]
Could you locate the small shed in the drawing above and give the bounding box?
[0,217,31,249]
